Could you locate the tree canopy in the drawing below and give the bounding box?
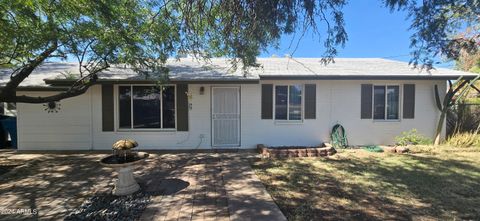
[0,0,479,103]
[457,51,480,73]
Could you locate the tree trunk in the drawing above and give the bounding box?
[434,108,447,146]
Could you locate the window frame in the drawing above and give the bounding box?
[273,84,304,123]
[115,84,177,131]
[372,84,402,121]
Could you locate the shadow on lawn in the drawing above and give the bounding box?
[253,153,480,221]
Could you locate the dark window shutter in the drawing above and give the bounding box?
[361,84,373,119]
[304,84,316,119]
[176,84,189,131]
[102,84,114,131]
[403,84,415,119]
[261,84,273,119]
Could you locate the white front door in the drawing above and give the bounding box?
[211,87,240,147]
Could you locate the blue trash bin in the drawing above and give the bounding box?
[0,116,17,148]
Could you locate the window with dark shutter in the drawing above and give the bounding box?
[304,84,316,119]
[115,84,185,131]
[373,85,400,120]
[261,84,273,119]
[274,84,303,121]
[361,84,373,119]
[403,84,415,119]
[117,85,176,129]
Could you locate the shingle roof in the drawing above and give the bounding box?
[0,58,477,87]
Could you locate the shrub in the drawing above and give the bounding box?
[394,129,432,146]
[445,132,480,147]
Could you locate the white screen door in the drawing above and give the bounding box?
[212,87,240,147]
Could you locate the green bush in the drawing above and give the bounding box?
[445,132,480,147]
[394,129,432,146]
[465,97,480,105]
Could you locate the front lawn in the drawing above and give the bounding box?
[252,147,480,220]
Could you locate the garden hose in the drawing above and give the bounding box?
[331,124,348,148]
[363,145,383,152]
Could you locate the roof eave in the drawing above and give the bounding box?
[43,78,259,86]
[12,86,71,91]
[259,75,478,80]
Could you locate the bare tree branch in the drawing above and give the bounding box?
[0,41,58,101]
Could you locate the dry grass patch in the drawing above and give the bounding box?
[252,148,480,221]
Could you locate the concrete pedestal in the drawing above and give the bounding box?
[100,152,149,196]
[113,166,140,196]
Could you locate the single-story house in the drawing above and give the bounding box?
[0,58,477,150]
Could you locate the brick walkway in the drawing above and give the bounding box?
[0,150,285,221]
[139,156,229,221]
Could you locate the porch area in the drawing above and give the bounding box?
[0,150,285,221]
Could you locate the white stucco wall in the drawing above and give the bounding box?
[16,80,446,150]
[251,80,446,147]
[16,91,93,150]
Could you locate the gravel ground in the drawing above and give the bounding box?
[64,191,151,221]
[0,164,19,176]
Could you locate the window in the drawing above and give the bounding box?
[118,85,176,129]
[275,85,302,120]
[373,85,399,120]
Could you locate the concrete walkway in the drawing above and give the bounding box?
[223,156,287,221]
[0,150,286,220]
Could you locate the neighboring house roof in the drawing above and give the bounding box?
[0,58,478,88]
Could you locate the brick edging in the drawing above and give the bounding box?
[257,144,337,158]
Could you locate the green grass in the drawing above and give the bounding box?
[252,147,480,221]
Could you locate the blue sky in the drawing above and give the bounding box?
[260,1,454,68]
